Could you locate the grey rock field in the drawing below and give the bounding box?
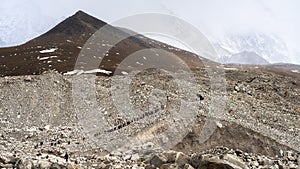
[0,67,299,168]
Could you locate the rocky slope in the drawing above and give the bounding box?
[0,11,203,77]
[0,67,299,168]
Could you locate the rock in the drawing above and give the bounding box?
[97,162,106,169]
[216,121,223,128]
[235,149,243,157]
[138,162,147,168]
[38,160,51,169]
[24,76,33,82]
[142,142,155,150]
[9,157,21,165]
[234,86,240,92]
[196,93,204,100]
[145,164,156,169]
[44,125,51,131]
[278,163,288,169]
[1,131,7,139]
[160,163,178,169]
[122,154,131,161]
[288,164,298,169]
[199,158,239,169]
[149,154,167,168]
[176,152,190,168]
[163,150,177,163]
[16,159,34,169]
[259,158,273,166]
[190,154,202,168]
[0,163,13,168]
[91,163,102,168]
[0,145,5,151]
[104,164,113,169]
[0,155,10,164]
[297,156,300,165]
[50,163,62,169]
[287,155,295,161]
[111,151,122,157]
[131,153,140,161]
[113,164,123,169]
[250,160,259,167]
[279,150,284,157]
[183,163,195,169]
[223,154,249,169]
[132,164,142,169]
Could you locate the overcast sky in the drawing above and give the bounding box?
[1,0,300,62]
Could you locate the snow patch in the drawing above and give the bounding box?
[84,69,112,74]
[291,70,299,73]
[39,48,58,54]
[224,67,238,70]
[121,71,128,75]
[63,70,83,75]
[136,61,144,65]
[64,69,112,75]
[39,56,49,61]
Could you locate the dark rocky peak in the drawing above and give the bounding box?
[42,10,107,38]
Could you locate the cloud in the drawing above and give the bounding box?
[1,0,300,63]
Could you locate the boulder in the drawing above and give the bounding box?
[176,152,190,168]
[149,154,167,168]
[223,154,249,169]
[199,157,243,169]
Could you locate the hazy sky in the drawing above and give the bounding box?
[1,0,300,62]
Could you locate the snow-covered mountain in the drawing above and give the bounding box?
[211,33,291,64]
[222,51,270,65]
[0,1,58,47]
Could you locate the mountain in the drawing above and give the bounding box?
[32,11,107,43]
[212,33,291,64]
[0,11,204,77]
[222,51,270,65]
